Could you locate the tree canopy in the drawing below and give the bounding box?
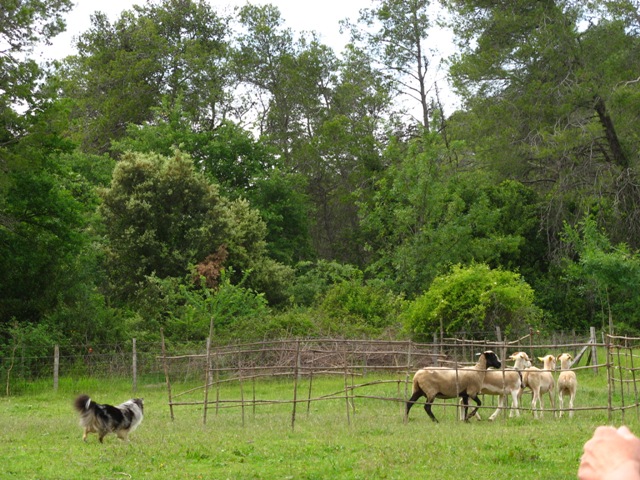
[2,0,640,348]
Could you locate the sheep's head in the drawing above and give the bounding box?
[558,353,573,368]
[480,350,501,369]
[509,351,532,369]
[538,354,557,370]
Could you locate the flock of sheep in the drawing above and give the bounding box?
[405,350,578,422]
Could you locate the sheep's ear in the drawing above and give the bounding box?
[538,357,545,362]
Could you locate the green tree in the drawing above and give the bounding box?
[113,104,314,266]
[100,150,292,305]
[112,102,277,195]
[404,263,540,340]
[135,271,270,342]
[444,0,640,254]
[342,0,436,130]
[360,133,542,296]
[1,0,73,228]
[562,216,640,334]
[0,0,72,121]
[57,0,231,154]
[316,279,405,337]
[235,5,393,265]
[0,0,119,343]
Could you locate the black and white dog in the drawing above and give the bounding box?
[74,394,144,443]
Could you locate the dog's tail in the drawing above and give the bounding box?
[74,394,92,412]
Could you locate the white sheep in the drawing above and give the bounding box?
[521,354,556,419]
[465,351,532,421]
[557,352,577,418]
[406,350,502,423]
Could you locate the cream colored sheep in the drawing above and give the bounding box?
[406,350,502,423]
[521,354,556,419]
[466,351,532,421]
[557,352,577,418]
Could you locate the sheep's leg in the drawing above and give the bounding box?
[405,390,424,418]
[510,389,520,418]
[460,393,470,421]
[423,397,438,423]
[569,392,575,418]
[464,395,481,421]
[531,389,539,419]
[558,392,565,417]
[488,395,503,421]
[548,388,556,418]
[458,398,467,421]
[459,397,482,421]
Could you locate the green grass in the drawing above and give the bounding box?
[1,368,639,480]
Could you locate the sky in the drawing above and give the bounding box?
[37,0,371,60]
[35,0,458,113]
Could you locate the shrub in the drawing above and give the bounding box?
[404,263,541,340]
[315,280,405,337]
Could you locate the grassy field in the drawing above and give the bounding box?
[1,365,638,480]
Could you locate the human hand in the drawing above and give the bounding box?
[578,426,640,480]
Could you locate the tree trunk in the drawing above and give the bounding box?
[594,95,628,168]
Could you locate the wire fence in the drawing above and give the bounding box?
[5,327,639,428]
[155,328,635,428]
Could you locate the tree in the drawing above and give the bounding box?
[57,0,232,154]
[342,0,436,130]
[112,102,277,195]
[404,264,540,340]
[112,103,313,266]
[234,3,301,158]
[1,0,73,221]
[359,132,542,296]
[562,216,640,334]
[0,0,114,341]
[235,5,393,265]
[99,150,292,305]
[0,0,72,117]
[444,0,640,254]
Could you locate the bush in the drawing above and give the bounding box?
[287,260,364,306]
[315,280,405,337]
[404,263,541,340]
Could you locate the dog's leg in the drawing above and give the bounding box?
[82,428,89,442]
[117,431,129,441]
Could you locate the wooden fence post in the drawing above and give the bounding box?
[590,327,599,374]
[404,341,412,420]
[53,344,59,391]
[203,336,212,425]
[160,329,174,421]
[291,339,300,430]
[132,338,137,393]
[606,334,613,423]
[203,316,214,425]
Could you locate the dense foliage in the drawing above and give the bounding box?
[1,0,640,352]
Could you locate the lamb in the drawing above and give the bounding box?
[406,350,502,423]
[557,352,577,418]
[521,354,556,418]
[465,351,532,421]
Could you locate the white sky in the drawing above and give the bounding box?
[35,0,458,113]
[36,0,370,60]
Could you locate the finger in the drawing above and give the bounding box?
[618,426,636,439]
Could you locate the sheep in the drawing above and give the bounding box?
[557,352,577,418]
[406,350,502,423]
[521,354,556,419]
[465,351,532,421]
